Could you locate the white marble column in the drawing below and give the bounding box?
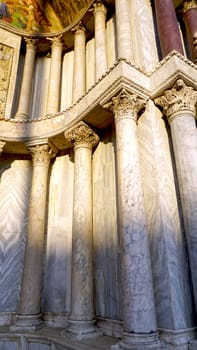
[0,141,5,155]
[155,79,197,309]
[46,36,63,115]
[72,23,86,103]
[15,38,37,120]
[104,90,160,350]
[11,143,56,331]
[64,122,99,338]
[115,0,133,62]
[94,1,107,80]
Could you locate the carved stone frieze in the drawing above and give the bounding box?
[155,79,197,119]
[27,144,56,166]
[104,89,147,122]
[0,44,13,118]
[64,121,99,148]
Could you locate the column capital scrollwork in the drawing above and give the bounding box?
[0,140,6,155]
[182,0,197,14]
[71,21,86,35]
[24,37,38,50]
[65,121,99,149]
[27,143,56,166]
[93,1,107,16]
[47,34,63,49]
[103,89,147,122]
[155,79,197,119]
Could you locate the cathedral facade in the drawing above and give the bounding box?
[0,0,197,349]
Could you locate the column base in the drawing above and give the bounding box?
[159,328,196,349]
[10,314,43,332]
[62,319,102,339]
[112,331,161,350]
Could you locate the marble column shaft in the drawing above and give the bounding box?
[15,38,37,119]
[46,36,63,114]
[115,0,133,62]
[94,1,107,80]
[182,0,197,62]
[154,0,184,57]
[106,90,159,349]
[72,23,86,103]
[155,79,197,308]
[65,122,99,336]
[19,144,54,317]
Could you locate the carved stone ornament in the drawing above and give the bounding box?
[28,144,56,166]
[47,35,63,49]
[24,38,38,50]
[64,121,99,148]
[0,140,6,155]
[155,79,197,119]
[103,89,146,122]
[93,1,107,16]
[71,21,86,34]
[182,0,197,14]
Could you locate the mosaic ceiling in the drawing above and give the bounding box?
[0,0,94,33]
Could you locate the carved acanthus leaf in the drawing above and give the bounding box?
[103,89,146,121]
[155,79,197,118]
[28,144,56,166]
[182,0,197,14]
[65,121,99,148]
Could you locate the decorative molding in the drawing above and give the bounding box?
[64,121,99,148]
[154,79,197,119]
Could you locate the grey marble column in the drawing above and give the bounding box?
[115,0,133,62]
[11,143,56,331]
[155,79,197,309]
[94,1,107,80]
[64,122,99,338]
[15,38,37,120]
[72,23,86,103]
[46,35,63,114]
[105,90,160,350]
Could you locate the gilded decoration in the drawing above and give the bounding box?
[0,43,13,118]
[0,0,94,33]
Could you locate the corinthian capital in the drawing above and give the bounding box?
[155,79,197,119]
[103,89,146,122]
[47,34,63,49]
[24,37,38,50]
[64,121,99,148]
[27,144,56,166]
[182,0,197,14]
[93,1,107,16]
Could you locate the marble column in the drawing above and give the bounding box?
[155,79,197,309]
[182,0,197,63]
[72,23,86,103]
[105,90,160,350]
[15,38,37,120]
[0,141,5,155]
[154,0,184,57]
[94,1,107,80]
[64,122,99,338]
[115,0,133,62]
[46,35,63,114]
[11,143,56,330]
